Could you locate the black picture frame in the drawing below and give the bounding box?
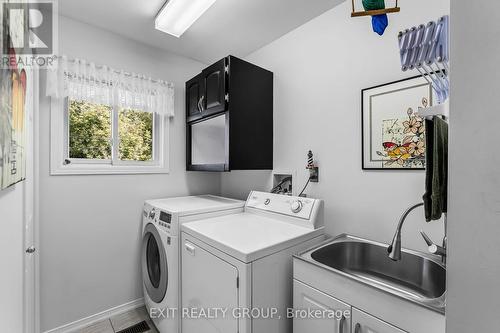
[361,75,433,171]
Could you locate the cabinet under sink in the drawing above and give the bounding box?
[294,280,406,333]
[293,235,445,333]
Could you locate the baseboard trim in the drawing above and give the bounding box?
[43,298,144,333]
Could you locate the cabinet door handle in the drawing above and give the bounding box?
[199,95,205,112]
[338,315,346,333]
[354,323,361,333]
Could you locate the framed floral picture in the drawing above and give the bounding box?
[361,75,433,170]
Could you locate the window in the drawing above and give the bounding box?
[66,100,156,163]
[66,100,157,164]
[68,100,112,160]
[50,98,169,175]
[118,108,154,162]
[47,58,174,175]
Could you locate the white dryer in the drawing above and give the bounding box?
[181,191,325,333]
[142,195,244,333]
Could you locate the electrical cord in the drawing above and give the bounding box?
[298,176,312,197]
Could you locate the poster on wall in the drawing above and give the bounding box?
[0,1,29,190]
[361,75,433,170]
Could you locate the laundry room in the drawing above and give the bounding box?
[0,1,498,333]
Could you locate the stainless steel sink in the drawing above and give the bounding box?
[298,235,446,312]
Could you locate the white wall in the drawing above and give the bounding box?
[0,186,24,332]
[221,0,449,252]
[39,16,221,331]
[446,2,500,332]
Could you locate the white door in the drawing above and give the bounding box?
[24,202,36,333]
[352,308,407,333]
[293,280,351,333]
[0,66,37,332]
[182,238,238,333]
[23,67,38,333]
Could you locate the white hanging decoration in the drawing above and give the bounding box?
[46,56,175,117]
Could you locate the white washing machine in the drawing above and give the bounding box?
[181,191,325,333]
[142,195,244,333]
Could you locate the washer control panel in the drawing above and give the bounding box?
[158,210,172,230]
[246,191,319,221]
[143,203,172,232]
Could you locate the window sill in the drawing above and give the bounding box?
[50,164,170,175]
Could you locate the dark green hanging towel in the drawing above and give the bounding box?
[422,116,448,222]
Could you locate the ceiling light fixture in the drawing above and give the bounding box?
[155,0,217,38]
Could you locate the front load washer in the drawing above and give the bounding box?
[142,195,244,333]
[181,191,325,333]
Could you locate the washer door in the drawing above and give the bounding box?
[142,223,168,303]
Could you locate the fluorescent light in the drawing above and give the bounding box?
[155,0,217,38]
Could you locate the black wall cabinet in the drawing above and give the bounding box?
[186,73,203,120]
[186,56,273,172]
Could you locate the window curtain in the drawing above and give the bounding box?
[46,56,175,117]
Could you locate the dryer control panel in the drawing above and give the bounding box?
[245,191,323,229]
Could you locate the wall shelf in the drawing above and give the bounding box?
[351,0,400,17]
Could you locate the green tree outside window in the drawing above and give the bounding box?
[68,101,153,162]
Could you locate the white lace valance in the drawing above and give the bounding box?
[46,56,175,117]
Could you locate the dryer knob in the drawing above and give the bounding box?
[290,200,303,213]
[149,209,156,219]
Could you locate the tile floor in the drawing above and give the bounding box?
[69,306,158,333]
